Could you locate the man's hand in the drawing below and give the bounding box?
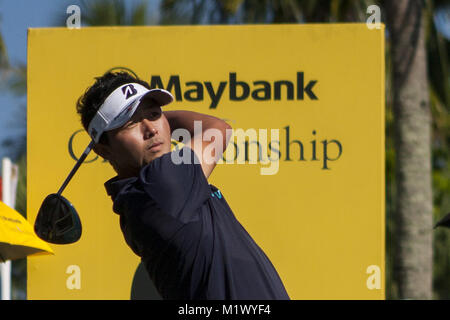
[164,110,232,179]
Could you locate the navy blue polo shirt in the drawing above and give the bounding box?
[105,147,290,300]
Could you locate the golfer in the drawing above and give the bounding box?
[76,71,290,300]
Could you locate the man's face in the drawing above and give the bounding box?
[99,96,172,177]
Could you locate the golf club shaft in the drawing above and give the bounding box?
[57,140,95,195]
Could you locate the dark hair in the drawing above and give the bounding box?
[76,71,150,144]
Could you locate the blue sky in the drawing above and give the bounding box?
[0,0,160,166]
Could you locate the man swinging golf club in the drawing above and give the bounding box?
[75,70,290,300]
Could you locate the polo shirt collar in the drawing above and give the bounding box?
[104,175,137,200]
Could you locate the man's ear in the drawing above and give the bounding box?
[93,142,111,161]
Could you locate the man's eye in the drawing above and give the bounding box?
[125,121,138,128]
[148,111,161,120]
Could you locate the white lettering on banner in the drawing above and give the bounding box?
[366,265,381,290]
[66,5,81,29]
[366,5,381,30]
[259,129,280,176]
[66,265,81,290]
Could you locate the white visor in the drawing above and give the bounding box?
[88,83,173,143]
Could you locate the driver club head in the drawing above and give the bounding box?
[34,193,82,244]
[34,141,94,244]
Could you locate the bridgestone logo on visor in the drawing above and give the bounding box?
[122,84,138,99]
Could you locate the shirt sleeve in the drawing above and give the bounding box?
[138,146,211,223]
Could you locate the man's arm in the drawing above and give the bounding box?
[164,110,232,179]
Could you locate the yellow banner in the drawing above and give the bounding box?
[28,24,385,299]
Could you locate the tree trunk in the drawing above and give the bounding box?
[385,0,433,299]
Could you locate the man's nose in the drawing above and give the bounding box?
[142,118,158,139]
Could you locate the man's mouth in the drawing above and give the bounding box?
[148,142,163,151]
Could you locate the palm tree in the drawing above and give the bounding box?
[385,0,433,300]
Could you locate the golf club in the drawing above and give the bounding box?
[34,141,95,244]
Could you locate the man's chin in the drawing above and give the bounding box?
[144,149,170,164]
